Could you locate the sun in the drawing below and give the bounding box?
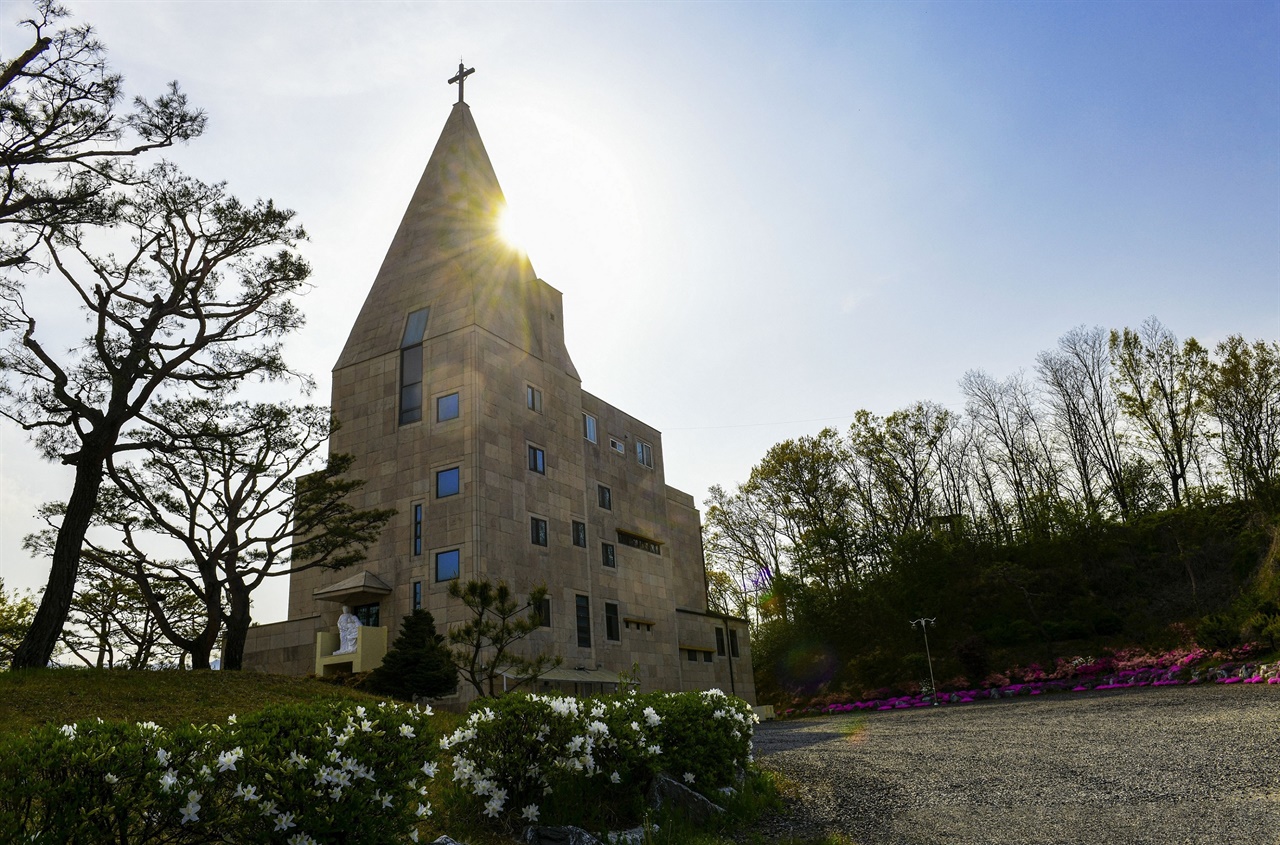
[496,202,531,252]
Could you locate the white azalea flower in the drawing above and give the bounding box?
[156,748,170,766]
[59,724,76,740]
[274,811,297,831]
[610,771,621,784]
[158,770,178,792]
[226,713,237,724]
[683,772,696,784]
[416,801,432,818]
[104,773,118,784]
[643,707,661,727]
[522,803,540,822]
[398,724,415,738]
[421,761,438,778]
[216,747,243,772]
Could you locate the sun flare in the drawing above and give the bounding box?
[496,203,531,252]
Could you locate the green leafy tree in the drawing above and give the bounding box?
[1204,335,1280,499]
[446,579,559,698]
[365,609,458,701]
[1110,317,1210,507]
[0,579,37,665]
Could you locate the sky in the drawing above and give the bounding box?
[2,0,1277,623]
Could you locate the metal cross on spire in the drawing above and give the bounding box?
[448,61,475,104]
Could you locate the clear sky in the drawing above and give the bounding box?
[2,1,1277,622]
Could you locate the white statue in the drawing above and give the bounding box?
[335,605,361,655]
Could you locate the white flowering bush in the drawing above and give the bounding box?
[440,689,757,830]
[0,700,443,844]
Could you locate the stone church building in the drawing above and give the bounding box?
[243,77,754,705]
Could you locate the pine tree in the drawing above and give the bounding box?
[366,610,457,701]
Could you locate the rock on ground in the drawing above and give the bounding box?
[753,684,1280,845]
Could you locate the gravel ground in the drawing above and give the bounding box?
[752,685,1280,844]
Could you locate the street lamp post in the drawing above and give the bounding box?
[910,617,938,705]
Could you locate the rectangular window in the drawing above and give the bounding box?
[435,549,460,582]
[598,485,612,510]
[436,467,460,497]
[572,520,587,548]
[609,437,624,455]
[605,602,620,642]
[436,392,459,422]
[686,649,698,662]
[536,597,551,628]
[583,413,597,443]
[703,650,713,663]
[617,530,661,555]
[528,445,545,474]
[729,629,740,658]
[354,602,381,628]
[412,581,422,611]
[412,503,423,556]
[576,595,591,648]
[601,542,616,568]
[530,517,548,547]
[526,385,543,413]
[716,628,726,657]
[398,309,429,426]
[399,346,423,424]
[636,439,654,468]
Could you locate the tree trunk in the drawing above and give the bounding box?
[11,459,105,669]
[220,585,252,671]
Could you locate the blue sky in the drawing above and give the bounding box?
[2,1,1277,619]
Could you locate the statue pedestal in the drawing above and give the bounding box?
[314,626,388,676]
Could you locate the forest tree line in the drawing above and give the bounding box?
[703,319,1280,701]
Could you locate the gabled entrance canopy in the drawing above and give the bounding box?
[312,570,393,606]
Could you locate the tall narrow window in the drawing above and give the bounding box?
[576,595,591,648]
[597,485,612,510]
[572,520,587,548]
[601,542,616,568]
[729,629,740,658]
[536,597,551,628]
[412,581,422,611]
[436,467,460,497]
[636,439,654,468]
[715,628,726,657]
[528,445,545,474]
[435,549,460,582]
[583,413,597,443]
[436,392,459,422]
[412,503,423,556]
[530,517,548,547]
[399,308,428,425]
[526,385,542,413]
[605,602,620,642]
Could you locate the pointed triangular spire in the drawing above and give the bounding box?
[335,101,549,371]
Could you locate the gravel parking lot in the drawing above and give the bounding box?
[753,685,1280,844]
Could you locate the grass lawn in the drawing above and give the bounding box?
[0,667,387,738]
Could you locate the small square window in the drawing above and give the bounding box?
[598,485,612,510]
[528,445,545,474]
[436,467,460,497]
[609,437,624,455]
[605,602,620,642]
[583,413,597,444]
[703,650,712,663]
[530,517,548,547]
[435,549,460,582]
[437,392,459,422]
[572,520,587,548]
[354,603,381,627]
[526,385,543,413]
[536,597,551,628]
[636,440,654,468]
[601,542,616,568]
[686,649,698,662]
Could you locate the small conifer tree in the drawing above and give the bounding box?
[366,610,458,700]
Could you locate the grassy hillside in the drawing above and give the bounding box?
[0,668,386,739]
